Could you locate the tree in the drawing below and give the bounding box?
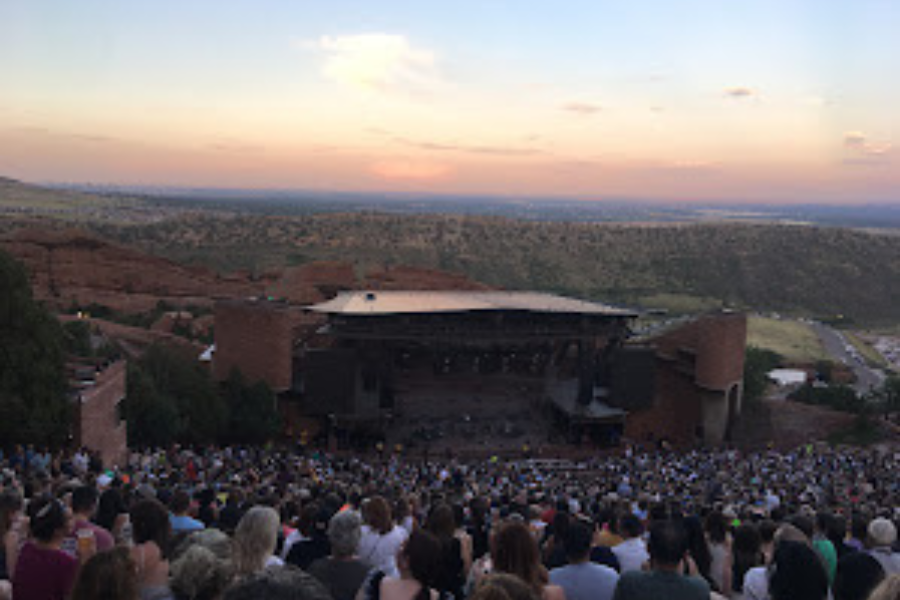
[123,364,181,447]
[0,250,69,446]
[139,344,227,444]
[743,346,783,403]
[224,369,280,444]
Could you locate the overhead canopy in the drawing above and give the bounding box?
[307,291,636,317]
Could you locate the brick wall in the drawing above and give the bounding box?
[213,299,311,391]
[78,361,128,467]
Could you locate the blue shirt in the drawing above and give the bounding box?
[169,514,204,533]
[550,562,619,600]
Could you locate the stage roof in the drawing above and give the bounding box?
[307,291,636,317]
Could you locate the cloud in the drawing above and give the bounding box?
[309,33,437,93]
[724,86,756,99]
[372,131,544,157]
[844,131,893,157]
[370,160,450,180]
[561,102,602,116]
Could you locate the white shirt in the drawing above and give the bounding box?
[357,524,408,573]
[612,537,650,573]
[742,566,769,600]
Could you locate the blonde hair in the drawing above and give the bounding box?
[232,506,280,577]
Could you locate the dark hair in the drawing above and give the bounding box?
[647,520,688,566]
[223,565,332,600]
[833,552,885,600]
[731,523,763,593]
[758,519,778,545]
[704,511,728,545]
[72,485,99,514]
[170,490,192,515]
[563,519,593,562]
[0,489,23,537]
[492,521,545,594]
[789,514,814,540]
[472,573,541,600]
[363,496,393,535]
[28,496,68,542]
[72,546,138,600]
[131,499,171,558]
[404,530,443,591]
[619,514,643,539]
[769,541,828,600]
[95,488,127,532]
[427,503,456,540]
[683,515,712,583]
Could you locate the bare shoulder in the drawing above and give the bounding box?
[543,584,566,600]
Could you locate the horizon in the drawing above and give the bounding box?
[2,1,898,204]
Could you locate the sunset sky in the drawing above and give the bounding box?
[1,1,898,203]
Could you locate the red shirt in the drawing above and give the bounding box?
[12,542,79,600]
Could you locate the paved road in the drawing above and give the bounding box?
[811,322,885,393]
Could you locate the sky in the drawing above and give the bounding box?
[1,0,898,203]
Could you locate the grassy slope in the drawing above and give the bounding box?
[747,316,829,363]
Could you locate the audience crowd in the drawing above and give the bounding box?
[0,442,897,600]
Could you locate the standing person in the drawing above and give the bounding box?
[704,511,730,593]
[72,546,140,600]
[549,519,618,600]
[492,521,565,600]
[232,506,283,579]
[866,518,900,575]
[426,503,466,600]
[612,515,649,574]
[359,530,447,600]
[65,485,115,556]
[0,489,24,597]
[612,520,710,600]
[96,488,131,545]
[731,523,764,597]
[358,496,408,574]
[12,497,87,600]
[308,510,371,600]
[130,499,173,600]
[767,541,829,600]
[168,491,204,536]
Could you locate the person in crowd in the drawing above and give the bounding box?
[682,515,714,587]
[612,520,710,600]
[130,498,173,600]
[72,546,139,600]
[0,489,24,599]
[833,552,886,600]
[866,518,900,575]
[223,566,332,600]
[470,573,540,600]
[286,503,331,570]
[704,511,730,592]
[170,544,232,600]
[217,489,245,536]
[308,510,371,600]
[169,490,204,536]
[612,514,648,574]
[13,496,85,600]
[541,511,571,570]
[731,522,764,597]
[742,524,813,600]
[492,521,564,600]
[359,529,446,600]
[232,506,283,579]
[549,518,618,600]
[426,503,467,600]
[768,541,829,600]
[66,485,115,555]
[866,574,900,600]
[358,496,409,574]
[812,512,839,584]
[96,487,131,544]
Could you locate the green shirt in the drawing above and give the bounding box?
[813,538,837,584]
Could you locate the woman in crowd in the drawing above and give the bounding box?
[492,521,564,600]
[232,506,283,578]
[704,511,730,593]
[731,523,764,597]
[683,515,714,587]
[72,546,139,600]
[96,487,131,544]
[130,498,173,600]
[768,541,829,600]
[358,496,409,573]
[0,489,24,600]
[360,529,445,600]
[12,496,83,600]
[426,503,467,600]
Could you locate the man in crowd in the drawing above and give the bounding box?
[550,519,619,600]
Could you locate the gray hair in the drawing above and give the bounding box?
[173,528,232,562]
[328,510,362,558]
[232,506,280,577]
[223,566,332,600]
[170,545,233,600]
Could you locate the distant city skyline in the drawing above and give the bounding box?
[1,1,898,203]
